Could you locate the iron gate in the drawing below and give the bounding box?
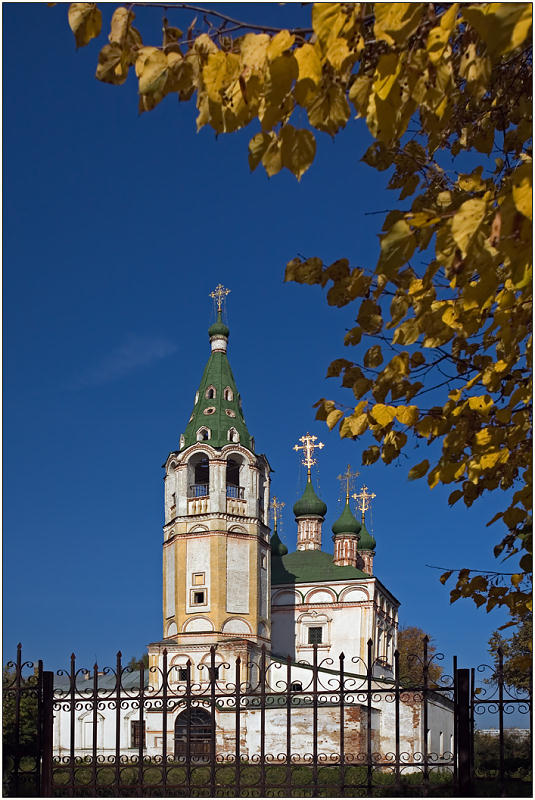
[3,641,532,796]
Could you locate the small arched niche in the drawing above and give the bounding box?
[188,452,210,497]
[205,385,216,400]
[196,427,211,442]
[223,386,233,401]
[227,427,240,443]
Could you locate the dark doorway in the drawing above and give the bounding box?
[174,708,212,760]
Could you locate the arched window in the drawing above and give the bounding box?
[227,427,239,443]
[224,386,233,401]
[174,708,212,760]
[197,427,210,441]
[188,453,209,497]
[226,456,244,498]
[205,386,216,399]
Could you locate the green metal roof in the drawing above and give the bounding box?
[331,501,361,537]
[181,318,253,451]
[271,548,368,585]
[270,529,288,557]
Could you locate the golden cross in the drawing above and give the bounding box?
[352,485,377,522]
[270,496,285,530]
[209,283,230,312]
[293,433,324,479]
[337,464,359,502]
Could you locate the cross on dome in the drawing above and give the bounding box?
[337,464,359,502]
[270,496,285,531]
[293,433,324,479]
[353,485,377,522]
[209,283,231,312]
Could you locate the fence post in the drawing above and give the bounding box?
[40,671,54,797]
[457,668,472,796]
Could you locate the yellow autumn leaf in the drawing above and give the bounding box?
[267,30,295,61]
[240,33,270,71]
[312,3,348,48]
[512,162,532,221]
[475,428,492,446]
[96,43,129,85]
[203,51,240,102]
[408,459,430,480]
[340,412,368,438]
[370,404,397,427]
[451,197,487,256]
[462,3,533,57]
[280,125,316,180]
[374,3,424,46]
[396,405,419,426]
[137,47,168,94]
[109,6,132,46]
[426,3,459,64]
[468,395,493,414]
[376,220,416,278]
[326,408,343,430]
[68,2,102,48]
[325,37,353,72]
[363,345,383,368]
[480,450,507,470]
[295,43,322,85]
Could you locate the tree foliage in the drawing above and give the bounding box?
[396,626,443,687]
[474,730,531,778]
[65,3,532,618]
[488,614,532,691]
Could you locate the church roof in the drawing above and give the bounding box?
[181,313,253,450]
[331,501,361,536]
[271,549,369,584]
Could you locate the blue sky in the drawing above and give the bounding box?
[3,3,519,720]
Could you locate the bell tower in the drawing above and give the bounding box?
[148,286,271,683]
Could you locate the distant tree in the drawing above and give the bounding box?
[397,626,443,687]
[127,653,149,671]
[474,730,531,778]
[2,664,40,796]
[488,615,532,692]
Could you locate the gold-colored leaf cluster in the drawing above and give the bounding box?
[67,3,532,619]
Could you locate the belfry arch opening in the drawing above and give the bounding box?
[226,455,244,499]
[188,453,210,498]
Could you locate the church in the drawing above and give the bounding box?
[53,287,453,763]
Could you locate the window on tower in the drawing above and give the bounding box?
[308,627,323,645]
[205,386,216,399]
[224,386,233,401]
[192,590,206,605]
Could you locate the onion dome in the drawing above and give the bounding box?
[270,529,288,557]
[293,479,327,519]
[358,521,376,551]
[208,311,229,338]
[332,501,361,537]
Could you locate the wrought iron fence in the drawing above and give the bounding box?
[2,641,532,797]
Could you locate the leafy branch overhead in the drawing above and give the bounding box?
[66,3,532,619]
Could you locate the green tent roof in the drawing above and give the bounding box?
[181,317,253,450]
[271,549,368,585]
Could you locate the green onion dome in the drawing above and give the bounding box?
[208,311,229,338]
[293,479,327,519]
[270,530,288,557]
[358,521,376,551]
[332,501,361,537]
